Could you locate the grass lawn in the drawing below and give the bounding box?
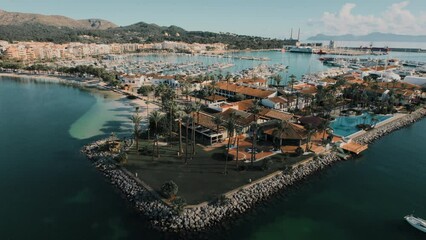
[124,138,312,204]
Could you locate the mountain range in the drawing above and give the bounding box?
[0,10,287,50]
[0,9,117,30]
[308,32,426,42]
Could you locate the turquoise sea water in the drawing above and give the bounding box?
[0,78,159,239]
[134,51,426,83]
[222,118,426,240]
[331,113,392,137]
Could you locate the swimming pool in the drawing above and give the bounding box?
[331,113,392,137]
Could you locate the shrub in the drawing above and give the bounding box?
[114,152,128,164]
[261,158,273,171]
[295,147,304,156]
[171,197,186,214]
[216,194,230,206]
[161,181,178,199]
[139,146,153,155]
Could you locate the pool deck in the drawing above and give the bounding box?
[345,114,404,140]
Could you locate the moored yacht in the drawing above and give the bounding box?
[287,46,313,54]
[404,215,426,233]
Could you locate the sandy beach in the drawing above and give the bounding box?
[0,72,160,118]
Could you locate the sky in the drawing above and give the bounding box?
[1,0,426,39]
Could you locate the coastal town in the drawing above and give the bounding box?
[2,3,426,239]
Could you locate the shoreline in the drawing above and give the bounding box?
[0,72,159,117]
[81,105,426,233]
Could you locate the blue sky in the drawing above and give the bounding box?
[1,0,426,38]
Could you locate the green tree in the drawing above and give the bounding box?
[289,74,297,92]
[129,107,143,152]
[224,117,236,174]
[149,110,163,158]
[248,100,261,167]
[191,102,202,155]
[183,104,193,164]
[137,85,153,97]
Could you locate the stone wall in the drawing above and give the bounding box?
[82,140,340,232]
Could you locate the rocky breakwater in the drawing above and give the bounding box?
[82,139,341,233]
[154,153,341,232]
[354,107,426,144]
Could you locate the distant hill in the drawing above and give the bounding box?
[0,9,117,30]
[308,32,426,42]
[0,10,288,50]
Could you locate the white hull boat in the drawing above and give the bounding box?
[404,215,426,233]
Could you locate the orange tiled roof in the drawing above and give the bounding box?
[192,112,223,131]
[263,122,307,140]
[216,82,276,98]
[259,109,293,121]
[239,78,267,84]
[235,99,255,111]
[268,96,288,104]
[218,109,255,127]
[205,95,227,102]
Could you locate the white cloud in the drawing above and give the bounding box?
[313,1,426,35]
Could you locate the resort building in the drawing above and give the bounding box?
[260,121,308,150]
[118,74,149,88]
[184,112,227,145]
[258,109,294,122]
[261,96,289,111]
[237,78,268,87]
[215,82,277,100]
[149,75,180,88]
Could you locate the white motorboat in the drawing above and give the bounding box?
[404,215,426,233]
[287,46,313,54]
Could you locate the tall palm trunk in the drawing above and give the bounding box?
[185,118,189,164]
[251,130,256,167]
[236,135,240,169]
[192,117,196,155]
[178,119,183,156]
[169,107,174,144]
[152,138,155,160]
[155,123,160,158]
[224,133,232,174]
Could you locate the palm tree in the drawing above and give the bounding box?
[176,110,185,156]
[212,115,223,144]
[235,126,243,170]
[181,81,191,101]
[191,102,201,155]
[248,100,261,167]
[273,120,287,147]
[145,101,151,139]
[167,101,178,144]
[295,92,301,111]
[224,118,236,174]
[154,83,166,100]
[272,74,282,87]
[289,74,297,92]
[130,107,143,152]
[183,105,193,164]
[149,110,163,158]
[304,123,316,152]
[317,120,329,143]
